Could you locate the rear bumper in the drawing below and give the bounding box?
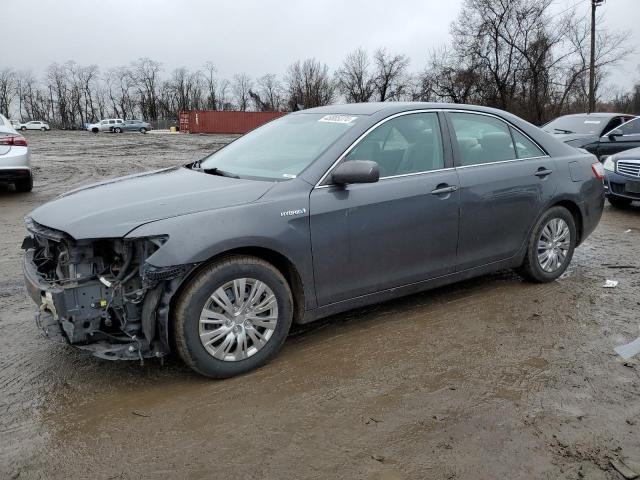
[604,171,640,201]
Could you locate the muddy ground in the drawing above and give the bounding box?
[1,130,639,479]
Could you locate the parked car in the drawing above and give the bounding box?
[114,119,152,133]
[543,113,638,159]
[19,120,51,131]
[10,119,22,130]
[22,103,604,378]
[0,114,32,192]
[87,118,125,133]
[603,146,640,208]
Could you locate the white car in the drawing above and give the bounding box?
[19,120,50,131]
[87,118,125,133]
[0,114,32,192]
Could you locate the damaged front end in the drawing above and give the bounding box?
[22,218,193,361]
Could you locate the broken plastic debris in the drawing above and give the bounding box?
[603,279,619,288]
[615,337,640,361]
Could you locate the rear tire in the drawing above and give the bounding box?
[518,206,576,283]
[173,255,293,378]
[608,196,632,209]
[20,126,26,131]
[15,174,33,193]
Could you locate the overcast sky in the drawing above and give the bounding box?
[3,0,639,91]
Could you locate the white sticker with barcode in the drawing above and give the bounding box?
[319,115,357,124]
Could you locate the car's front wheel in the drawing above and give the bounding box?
[140,127,147,134]
[608,196,632,209]
[114,127,122,133]
[173,255,293,378]
[518,206,576,283]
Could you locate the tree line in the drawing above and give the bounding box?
[0,0,637,128]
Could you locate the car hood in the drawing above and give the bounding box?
[29,167,275,239]
[613,146,640,160]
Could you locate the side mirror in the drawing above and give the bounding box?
[608,128,623,140]
[331,160,379,185]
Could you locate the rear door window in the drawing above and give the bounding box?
[619,118,640,136]
[449,113,516,166]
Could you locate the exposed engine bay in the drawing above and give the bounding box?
[22,218,194,360]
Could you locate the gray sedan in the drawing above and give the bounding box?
[113,119,152,133]
[22,103,604,378]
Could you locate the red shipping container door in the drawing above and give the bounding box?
[180,111,286,134]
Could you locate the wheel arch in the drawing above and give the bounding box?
[168,246,306,328]
[550,199,584,245]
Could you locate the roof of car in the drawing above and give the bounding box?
[554,112,634,119]
[295,102,516,116]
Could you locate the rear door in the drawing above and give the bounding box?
[596,118,640,158]
[310,111,460,306]
[446,111,556,271]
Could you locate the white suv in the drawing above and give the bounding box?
[87,118,125,133]
[19,121,50,131]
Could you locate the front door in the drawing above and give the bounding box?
[310,111,460,306]
[446,111,558,270]
[595,117,640,159]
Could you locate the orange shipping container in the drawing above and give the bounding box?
[179,110,286,134]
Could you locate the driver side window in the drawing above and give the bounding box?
[619,118,640,136]
[345,112,444,178]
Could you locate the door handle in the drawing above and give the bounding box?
[534,168,553,178]
[431,184,458,195]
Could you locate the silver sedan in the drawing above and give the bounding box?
[0,114,32,192]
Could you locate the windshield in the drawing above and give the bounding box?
[199,113,360,180]
[543,116,608,135]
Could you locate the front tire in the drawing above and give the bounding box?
[608,196,632,209]
[140,127,147,134]
[518,206,576,283]
[114,127,122,133]
[173,255,293,378]
[20,126,26,131]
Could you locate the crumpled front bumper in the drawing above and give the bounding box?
[23,250,154,360]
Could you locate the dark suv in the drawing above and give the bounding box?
[22,103,604,378]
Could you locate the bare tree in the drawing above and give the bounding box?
[250,73,284,111]
[203,61,218,110]
[285,58,335,110]
[232,73,253,111]
[0,68,16,117]
[372,48,409,101]
[335,48,376,102]
[131,57,162,121]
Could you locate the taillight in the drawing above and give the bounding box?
[0,135,28,147]
[591,162,605,180]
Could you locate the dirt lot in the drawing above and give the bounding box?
[1,130,639,479]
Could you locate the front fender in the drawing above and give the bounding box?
[126,199,315,308]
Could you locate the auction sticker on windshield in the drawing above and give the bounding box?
[319,115,358,124]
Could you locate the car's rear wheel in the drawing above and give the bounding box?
[20,126,26,131]
[518,206,576,283]
[608,196,632,209]
[173,255,293,378]
[15,174,33,193]
[140,127,147,134]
